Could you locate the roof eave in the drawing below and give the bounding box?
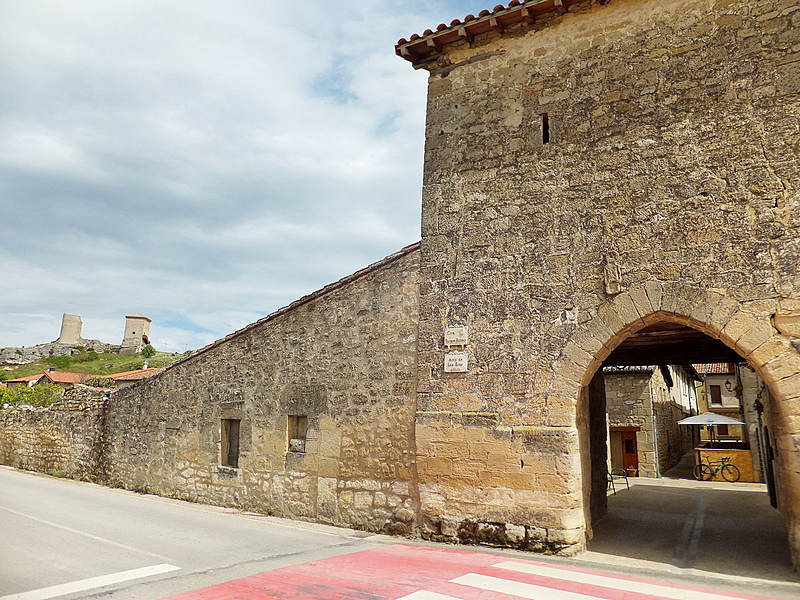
[395,0,610,69]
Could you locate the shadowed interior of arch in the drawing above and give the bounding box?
[605,322,741,366]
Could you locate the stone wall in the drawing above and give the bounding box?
[0,385,107,480]
[412,0,800,558]
[101,245,420,534]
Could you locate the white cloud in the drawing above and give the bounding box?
[0,0,487,351]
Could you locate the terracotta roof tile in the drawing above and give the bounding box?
[38,371,94,384]
[4,374,43,383]
[692,363,736,374]
[396,0,608,68]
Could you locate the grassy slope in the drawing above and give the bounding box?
[2,350,187,379]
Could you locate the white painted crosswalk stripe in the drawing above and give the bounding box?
[396,559,780,600]
[0,564,181,600]
[452,572,596,600]
[494,561,740,600]
[398,592,463,600]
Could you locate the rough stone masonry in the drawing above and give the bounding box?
[2,0,800,569]
[400,0,800,563]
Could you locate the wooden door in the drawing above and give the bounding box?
[620,430,638,476]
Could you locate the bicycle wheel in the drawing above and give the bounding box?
[693,464,713,481]
[721,464,740,482]
[693,463,714,481]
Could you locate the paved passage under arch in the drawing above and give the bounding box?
[586,476,796,583]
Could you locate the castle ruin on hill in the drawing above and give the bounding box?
[0,313,152,367]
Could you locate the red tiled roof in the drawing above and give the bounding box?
[693,363,735,374]
[110,368,164,382]
[396,0,609,68]
[38,371,94,384]
[4,374,42,384]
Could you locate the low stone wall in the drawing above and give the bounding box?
[0,385,108,480]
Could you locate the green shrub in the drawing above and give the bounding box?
[141,344,156,358]
[47,356,72,369]
[0,383,63,408]
[83,377,116,388]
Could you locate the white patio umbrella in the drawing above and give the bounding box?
[678,412,744,426]
[678,412,744,448]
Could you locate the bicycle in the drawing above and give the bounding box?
[693,456,741,482]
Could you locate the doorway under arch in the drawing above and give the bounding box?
[566,290,800,572]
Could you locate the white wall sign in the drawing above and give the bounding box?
[444,326,468,346]
[444,351,468,373]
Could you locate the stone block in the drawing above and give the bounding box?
[774,312,800,337]
[643,281,664,312]
[628,286,654,319]
[764,352,800,383]
[563,342,594,370]
[773,373,800,401]
[610,293,643,329]
[707,296,742,335]
[571,328,607,357]
[596,303,627,338]
[736,320,777,356]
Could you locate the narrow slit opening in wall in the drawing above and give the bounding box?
[288,415,308,453]
[221,418,240,468]
[541,113,550,144]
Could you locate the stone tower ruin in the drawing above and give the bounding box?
[55,313,83,345]
[120,314,152,355]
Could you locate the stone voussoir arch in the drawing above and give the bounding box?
[554,280,798,404]
[557,280,800,567]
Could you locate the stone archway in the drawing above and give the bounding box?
[553,281,800,569]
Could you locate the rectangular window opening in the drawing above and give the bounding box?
[221,418,240,468]
[288,415,308,453]
[541,113,550,144]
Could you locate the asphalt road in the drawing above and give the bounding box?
[0,466,387,600]
[2,466,799,600]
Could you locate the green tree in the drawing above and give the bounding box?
[141,344,156,358]
[0,383,63,408]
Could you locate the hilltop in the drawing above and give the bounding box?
[0,347,186,381]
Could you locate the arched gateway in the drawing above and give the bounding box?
[401,0,800,567]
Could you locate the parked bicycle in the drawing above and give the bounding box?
[693,456,741,482]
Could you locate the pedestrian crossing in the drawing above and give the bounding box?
[160,544,790,600]
[396,559,772,600]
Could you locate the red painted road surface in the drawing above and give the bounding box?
[162,545,784,600]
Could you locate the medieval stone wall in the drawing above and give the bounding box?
[0,385,107,480]
[100,246,420,534]
[415,0,800,556]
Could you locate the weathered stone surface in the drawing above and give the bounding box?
[413,0,800,561]
[0,385,107,480]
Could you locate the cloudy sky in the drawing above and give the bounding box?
[1,0,492,352]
